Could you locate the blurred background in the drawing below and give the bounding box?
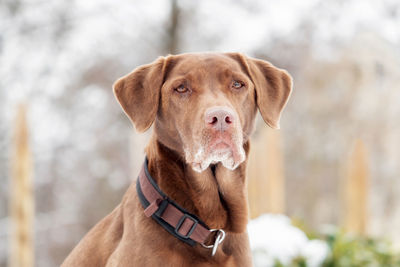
[1,0,400,266]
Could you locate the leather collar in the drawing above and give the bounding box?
[136,158,213,246]
[136,157,224,250]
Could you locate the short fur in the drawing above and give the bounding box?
[62,52,292,266]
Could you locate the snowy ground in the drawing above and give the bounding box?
[248,214,329,267]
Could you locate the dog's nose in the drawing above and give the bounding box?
[205,106,235,132]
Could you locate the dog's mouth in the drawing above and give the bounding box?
[187,132,245,173]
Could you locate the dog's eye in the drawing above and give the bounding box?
[175,84,188,93]
[231,80,244,89]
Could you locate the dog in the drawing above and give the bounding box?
[62,52,292,266]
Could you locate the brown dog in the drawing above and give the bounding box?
[62,52,292,266]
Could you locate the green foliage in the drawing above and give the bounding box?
[273,256,308,267]
[268,227,400,267]
[322,229,400,267]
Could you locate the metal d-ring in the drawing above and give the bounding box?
[200,229,226,256]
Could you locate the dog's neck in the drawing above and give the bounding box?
[144,134,250,233]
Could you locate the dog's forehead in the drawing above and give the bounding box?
[169,53,243,76]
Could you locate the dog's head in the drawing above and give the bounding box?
[114,53,292,172]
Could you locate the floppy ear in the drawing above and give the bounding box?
[247,57,293,129]
[113,57,166,132]
[227,53,293,129]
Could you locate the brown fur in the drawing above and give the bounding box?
[62,52,292,266]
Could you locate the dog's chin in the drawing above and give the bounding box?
[189,142,245,173]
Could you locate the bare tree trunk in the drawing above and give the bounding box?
[248,127,285,218]
[264,128,285,214]
[9,104,34,267]
[167,0,180,54]
[342,139,369,235]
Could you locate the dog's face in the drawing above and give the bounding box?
[114,53,292,172]
[156,54,257,172]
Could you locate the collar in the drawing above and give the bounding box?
[136,157,225,256]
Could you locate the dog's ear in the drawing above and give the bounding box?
[227,53,293,129]
[113,57,167,132]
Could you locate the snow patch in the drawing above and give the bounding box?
[248,214,329,267]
